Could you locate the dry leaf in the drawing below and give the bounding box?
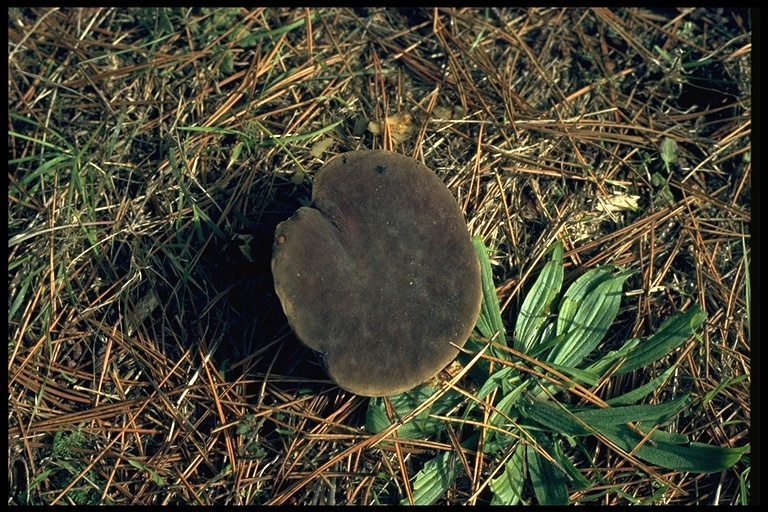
[367,112,415,143]
[310,137,334,158]
[595,193,641,213]
[432,106,453,120]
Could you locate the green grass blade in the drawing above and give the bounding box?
[17,153,72,189]
[190,202,226,240]
[741,225,750,340]
[236,13,316,47]
[700,373,750,407]
[179,119,343,147]
[128,459,166,487]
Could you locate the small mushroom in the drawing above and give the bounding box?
[271,150,482,396]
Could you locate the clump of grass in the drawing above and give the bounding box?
[9,7,750,505]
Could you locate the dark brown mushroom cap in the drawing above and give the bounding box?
[271,150,481,396]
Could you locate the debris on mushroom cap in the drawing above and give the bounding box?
[271,149,482,397]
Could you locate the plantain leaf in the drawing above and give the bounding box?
[522,395,689,437]
[551,438,592,491]
[514,242,563,354]
[548,269,633,368]
[597,423,748,473]
[528,433,569,505]
[615,305,706,375]
[485,383,527,449]
[402,434,478,505]
[603,366,677,406]
[584,336,641,376]
[523,396,746,473]
[490,445,525,505]
[365,387,464,439]
[402,449,461,505]
[556,267,613,336]
[546,361,600,387]
[462,237,509,383]
[573,395,689,427]
[520,397,592,437]
[472,236,506,345]
[473,366,516,402]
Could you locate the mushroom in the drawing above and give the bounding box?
[271,150,482,396]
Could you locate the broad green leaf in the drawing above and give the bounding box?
[524,398,745,473]
[514,242,563,354]
[473,376,528,454]
[584,337,641,376]
[548,270,632,368]
[552,438,592,491]
[597,423,748,473]
[487,384,526,434]
[660,137,678,166]
[546,362,600,387]
[473,366,515,402]
[651,171,675,206]
[403,449,461,505]
[364,387,463,439]
[573,395,689,427]
[469,368,528,424]
[521,396,689,438]
[528,433,569,505]
[402,434,478,505]
[461,237,508,383]
[604,366,677,406]
[615,305,706,375]
[520,397,593,437]
[472,236,506,344]
[490,445,525,505]
[556,267,613,336]
[523,321,557,359]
